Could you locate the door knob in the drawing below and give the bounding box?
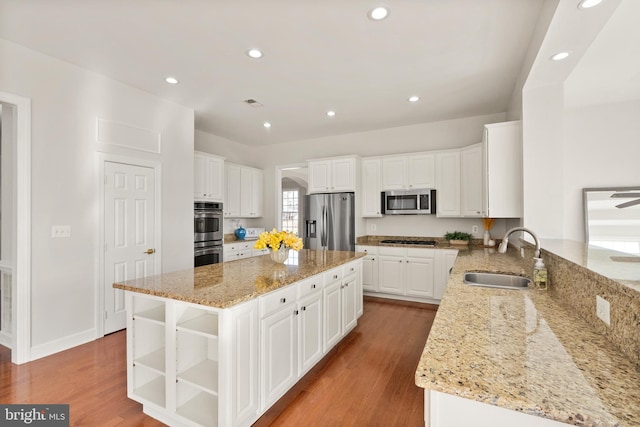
[144,249,156,254]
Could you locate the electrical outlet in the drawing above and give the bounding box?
[596,295,610,326]
[370,223,377,232]
[520,247,525,258]
[51,225,71,238]
[472,225,479,234]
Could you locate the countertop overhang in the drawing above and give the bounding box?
[415,247,640,426]
[113,249,364,309]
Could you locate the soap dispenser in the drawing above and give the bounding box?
[533,257,548,290]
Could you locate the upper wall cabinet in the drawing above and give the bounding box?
[460,143,483,217]
[194,151,225,202]
[381,154,435,191]
[435,150,461,217]
[308,156,358,194]
[225,163,264,218]
[361,159,382,217]
[483,121,522,218]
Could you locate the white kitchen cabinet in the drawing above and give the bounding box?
[378,246,436,299]
[482,121,522,218]
[195,152,225,202]
[404,249,436,298]
[260,292,298,411]
[341,271,358,334]
[378,247,405,294]
[297,288,323,376]
[240,167,263,217]
[307,156,358,193]
[356,245,379,292]
[361,159,382,217]
[460,143,483,217]
[224,242,253,262]
[435,150,461,217]
[323,270,343,352]
[425,390,569,427]
[225,163,241,217]
[381,154,435,190]
[434,249,458,300]
[225,163,263,218]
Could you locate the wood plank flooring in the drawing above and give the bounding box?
[0,297,437,426]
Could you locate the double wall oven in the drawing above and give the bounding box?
[194,202,223,267]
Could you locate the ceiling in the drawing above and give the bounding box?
[0,0,548,146]
[564,0,640,107]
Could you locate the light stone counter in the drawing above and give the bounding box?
[415,248,640,426]
[113,249,363,308]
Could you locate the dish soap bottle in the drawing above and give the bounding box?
[533,257,548,290]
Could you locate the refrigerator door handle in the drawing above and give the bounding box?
[320,205,327,248]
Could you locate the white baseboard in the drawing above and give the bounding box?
[363,291,441,306]
[29,328,97,361]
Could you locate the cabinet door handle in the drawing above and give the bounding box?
[302,306,306,311]
[294,309,299,315]
[333,274,338,279]
[372,258,375,261]
[280,297,286,303]
[345,283,349,287]
[311,284,316,289]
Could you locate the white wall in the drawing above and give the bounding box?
[0,39,194,357]
[563,99,640,241]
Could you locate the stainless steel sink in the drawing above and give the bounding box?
[463,272,531,290]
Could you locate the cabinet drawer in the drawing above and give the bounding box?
[324,267,343,283]
[356,245,378,255]
[407,248,436,258]
[297,275,323,298]
[343,262,358,277]
[259,285,297,318]
[378,246,405,257]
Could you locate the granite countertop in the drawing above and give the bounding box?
[415,248,640,426]
[113,249,364,309]
[356,235,486,250]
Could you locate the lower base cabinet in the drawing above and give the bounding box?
[126,259,362,427]
[358,245,458,303]
[425,390,570,427]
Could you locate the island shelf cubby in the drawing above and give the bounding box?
[128,295,167,409]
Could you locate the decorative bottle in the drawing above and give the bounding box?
[235,224,246,240]
[483,231,490,246]
[533,257,548,290]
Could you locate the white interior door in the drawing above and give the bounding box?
[104,162,156,334]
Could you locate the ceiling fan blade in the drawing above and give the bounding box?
[615,199,640,209]
[611,193,640,198]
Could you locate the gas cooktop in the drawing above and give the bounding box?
[380,239,437,247]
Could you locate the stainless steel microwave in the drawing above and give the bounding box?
[381,189,436,215]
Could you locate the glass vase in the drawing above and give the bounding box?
[269,247,290,264]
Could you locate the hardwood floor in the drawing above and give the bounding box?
[0,297,437,426]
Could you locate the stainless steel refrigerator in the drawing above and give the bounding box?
[303,192,355,251]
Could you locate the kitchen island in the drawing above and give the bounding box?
[114,249,364,427]
[415,247,640,426]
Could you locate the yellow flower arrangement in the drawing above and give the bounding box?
[253,229,304,251]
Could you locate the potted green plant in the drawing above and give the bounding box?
[444,231,473,246]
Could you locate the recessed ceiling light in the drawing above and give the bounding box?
[165,77,179,84]
[263,122,271,129]
[326,111,336,117]
[550,51,571,61]
[247,49,263,59]
[578,0,603,9]
[368,6,389,21]
[408,95,420,103]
